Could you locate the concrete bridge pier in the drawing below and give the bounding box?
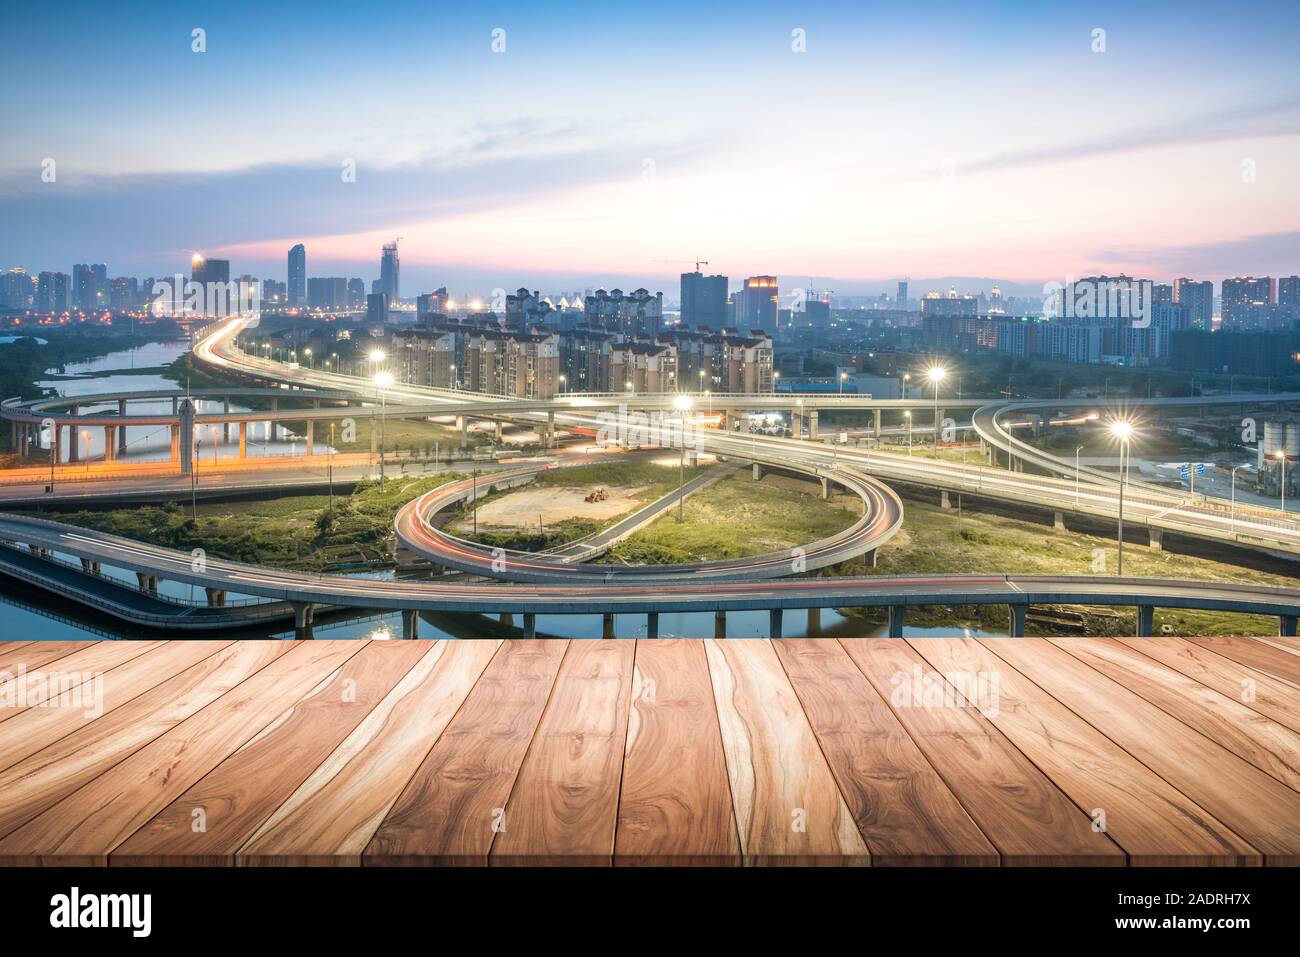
[888,605,905,638]
[239,421,248,458]
[809,409,819,439]
[714,610,726,639]
[136,573,159,595]
[223,398,231,442]
[1009,604,1028,637]
[80,558,101,575]
[304,424,314,457]
[820,477,831,500]
[546,411,555,448]
[499,612,514,627]
[940,490,952,509]
[68,423,79,463]
[769,608,783,639]
[1054,511,1066,532]
[807,607,821,633]
[495,420,504,442]
[1149,528,1163,550]
[292,602,313,640]
[458,416,468,450]
[402,609,419,639]
[522,613,537,639]
[205,588,227,608]
[791,410,802,439]
[1280,615,1297,637]
[602,612,616,639]
[103,426,116,464]
[1136,605,1155,637]
[873,413,882,439]
[646,612,659,639]
[752,463,764,481]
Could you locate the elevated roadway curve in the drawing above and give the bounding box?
[3,512,1300,638]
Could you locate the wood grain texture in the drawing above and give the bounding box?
[0,640,161,726]
[1188,636,1300,688]
[115,641,431,866]
[907,637,1257,866]
[237,640,500,866]
[0,640,279,851]
[1116,636,1300,734]
[1050,638,1300,792]
[986,637,1300,865]
[616,640,741,866]
[705,640,869,866]
[491,640,635,866]
[0,641,365,864]
[774,639,997,866]
[0,641,99,684]
[841,639,1124,866]
[366,640,569,866]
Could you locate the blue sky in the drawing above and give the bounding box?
[2,0,1298,295]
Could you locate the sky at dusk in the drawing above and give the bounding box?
[2,0,1299,296]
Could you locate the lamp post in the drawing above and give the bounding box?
[902,373,910,401]
[927,366,946,458]
[1075,445,1084,508]
[1110,420,1134,575]
[904,410,912,455]
[375,370,393,485]
[328,422,336,514]
[1277,450,1287,515]
[303,347,312,368]
[81,430,91,463]
[673,395,693,522]
[839,370,847,394]
[559,374,566,395]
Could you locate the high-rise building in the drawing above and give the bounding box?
[73,263,106,309]
[896,280,909,310]
[307,277,348,310]
[1279,276,1300,310]
[1221,276,1274,327]
[287,244,306,306]
[1174,278,1215,328]
[735,276,779,333]
[109,276,139,310]
[190,255,231,316]
[347,278,365,308]
[366,292,390,324]
[680,271,729,329]
[0,269,34,310]
[36,272,72,313]
[583,288,664,337]
[379,240,400,304]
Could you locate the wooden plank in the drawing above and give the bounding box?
[1050,638,1300,793]
[0,641,364,865]
[986,637,1300,865]
[1187,636,1300,688]
[773,639,997,866]
[1116,637,1300,734]
[0,640,285,847]
[704,640,868,866]
[907,637,1256,865]
[840,639,1123,866]
[237,640,500,866]
[0,640,233,775]
[491,640,635,866]
[0,640,162,725]
[0,641,97,683]
[366,640,569,866]
[116,641,431,866]
[615,640,741,866]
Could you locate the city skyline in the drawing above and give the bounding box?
[2,1,1299,290]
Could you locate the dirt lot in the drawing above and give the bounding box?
[448,483,648,531]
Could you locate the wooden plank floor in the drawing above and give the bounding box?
[0,636,1297,866]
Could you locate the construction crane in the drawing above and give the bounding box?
[653,258,710,272]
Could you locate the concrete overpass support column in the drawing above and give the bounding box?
[136,573,158,595]
[80,558,100,575]
[888,605,905,638]
[204,588,227,608]
[646,612,659,639]
[940,490,951,509]
[1148,528,1163,550]
[171,397,178,414]
[547,411,555,449]
[602,613,616,639]
[809,410,819,439]
[402,609,419,640]
[1280,615,1298,637]
[499,612,514,627]
[1053,511,1065,532]
[769,608,783,639]
[68,424,79,463]
[1009,604,1028,638]
[865,548,877,568]
[50,424,60,464]
[792,411,801,439]
[495,420,503,442]
[714,610,726,640]
[292,602,313,640]
[239,421,247,458]
[1136,605,1154,638]
[458,416,468,450]
[522,613,536,639]
[752,463,764,481]
[807,607,821,633]
[223,398,230,442]
[304,423,313,457]
[820,477,831,500]
[104,427,116,463]
[873,412,882,439]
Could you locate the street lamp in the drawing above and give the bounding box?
[559,374,566,395]
[375,370,394,484]
[673,395,694,522]
[927,366,946,458]
[1109,419,1134,575]
[839,370,848,394]
[303,347,312,368]
[902,373,911,400]
[904,410,912,455]
[449,363,457,390]
[81,430,91,462]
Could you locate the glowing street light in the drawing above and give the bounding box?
[673,394,694,522]
[902,372,911,400]
[838,370,848,394]
[375,369,394,484]
[928,366,947,457]
[1109,419,1135,575]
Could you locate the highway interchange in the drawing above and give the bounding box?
[3,313,1300,638]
